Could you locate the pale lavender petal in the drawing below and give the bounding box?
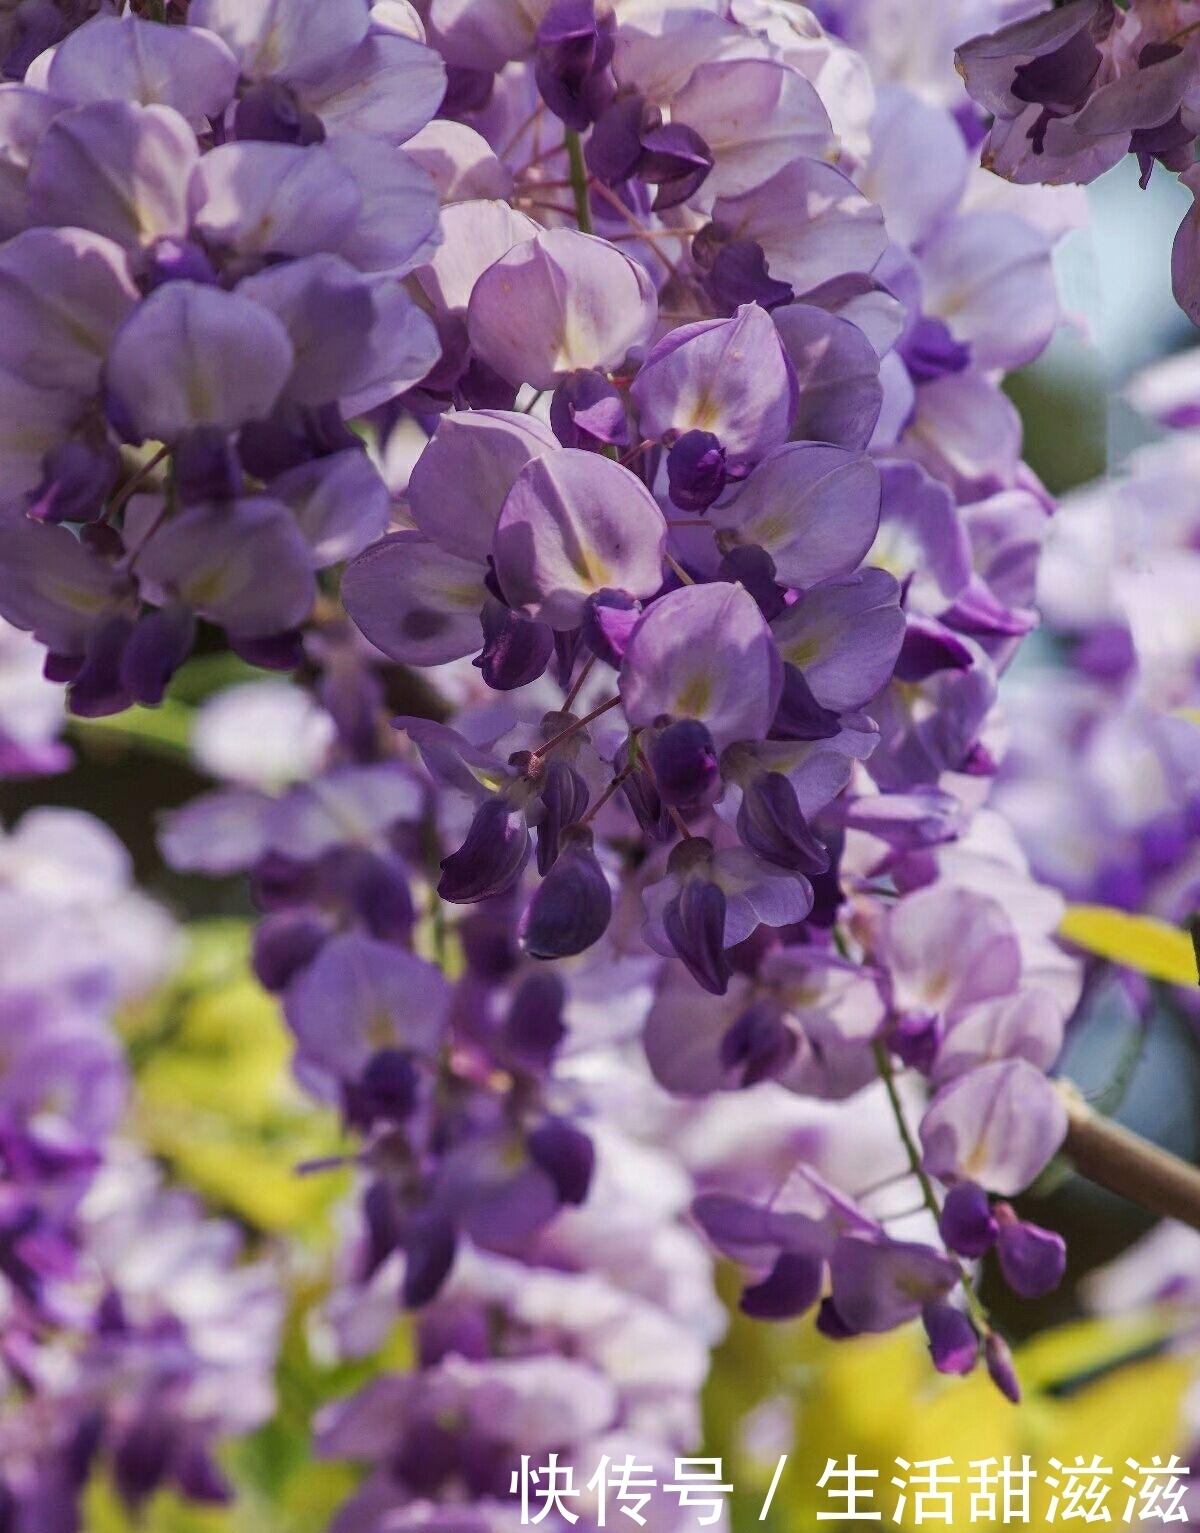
[884,885,1022,1022]
[416,199,538,316]
[0,85,66,241]
[772,568,904,711]
[934,990,1066,1087]
[189,0,369,84]
[136,498,316,637]
[270,450,391,568]
[297,33,446,144]
[920,1059,1068,1196]
[28,101,196,255]
[404,120,513,203]
[620,582,782,750]
[773,302,883,450]
[630,303,796,466]
[48,14,239,120]
[158,787,273,874]
[325,131,442,277]
[189,142,362,258]
[0,516,130,654]
[105,281,293,439]
[493,450,667,629]
[468,227,658,390]
[860,86,968,250]
[342,530,486,665]
[0,227,137,393]
[407,408,558,564]
[712,441,881,589]
[869,461,972,613]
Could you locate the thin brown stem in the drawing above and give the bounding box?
[1058,1080,1200,1231]
[104,444,170,523]
[529,694,621,768]
[581,761,639,825]
[562,651,598,714]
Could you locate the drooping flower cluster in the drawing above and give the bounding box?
[956,0,1200,326]
[0,807,282,1530]
[0,0,445,713]
[0,0,1109,1520]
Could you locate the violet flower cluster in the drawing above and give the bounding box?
[0,807,282,1530]
[956,0,1200,326]
[0,0,1123,1523]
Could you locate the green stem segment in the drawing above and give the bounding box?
[564,129,593,235]
[872,1042,992,1336]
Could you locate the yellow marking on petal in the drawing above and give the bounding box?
[676,672,712,716]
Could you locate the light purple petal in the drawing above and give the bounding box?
[468,227,658,390]
[189,142,362,258]
[270,450,391,568]
[920,1058,1068,1196]
[0,86,69,241]
[136,498,316,637]
[630,303,796,466]
[0,226,137,393]
[190,0,369,84]
[28,101,196,255]
[408,408,559,564]
[934,990,1066,1087]
[47,13,239,121]
[620,582,782,750]
[884,884,1022,1022]
[342,530,486,665]
[158,786,273,874]
[860,86,968,250]
[773,302,883,451]
[870,461,972,613]
[0,515,130,654]
[712,441,881,589]
[416,198,538,315]
[493,450,667,629]
[772,567,905,711]
[325,131,442,277]
[296,32,446,144]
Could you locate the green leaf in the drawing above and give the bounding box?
[1059,905,1198,986]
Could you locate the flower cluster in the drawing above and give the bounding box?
[0,0,1119,1521]
[956,0,1200,325]
[0,807,282,1529]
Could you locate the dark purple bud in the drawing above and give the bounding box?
[119,602,196,706]
[984,1331,1021,1404]
[401,1213,458,1308]
[438,797,532,904]
[938,1181,998,1259]
[229,629,305,671]
[174,428,243,504]
[638,120,713,210]
[534,0,615,130]
[323,847,415,942]
[815,1295,855,1340]
[527,1118,595,1205]
[235,81,325,144]
[667,430,726,512]
[362,1181,403,1279]
[717,545,786,621]
[67,613,135,719]
[252,909,330,992]
[250,850,316,911]
[901,314,972,384]
[238,414,315,480]
[894,618,974,683]
[475,595,555,691]
[586,94,646,185]
[174,1448,233,1507]
[458,906,520,980]
[890,1010,942,1074]
[737,772,829,874]
[114,1418,174,1509]
[769,664,842,742]
[27,438,121,525]
[45,650,82,684]
[440,65,495,119]
[741,1252,824,1320]
[519,825,612,958]
[703,239,793,312]
[144,237,218,291]
[553,626,584,689]
[582,588,640,668]
[719,1000,797,1086]
[922,1302,979,1376]
[618,740,672,841]
[996,1219,1066,1298]
[649,719,721,808]
[503,971,567,1069]
[550,368,629,449]
[533,758,590,874]
[344,1048,420,1131]
[664,876,732,995]
[456,355,520,411]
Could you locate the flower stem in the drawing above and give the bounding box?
[564,129,593,235]
[872,1042,992,1335]
[529,694,621,767]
